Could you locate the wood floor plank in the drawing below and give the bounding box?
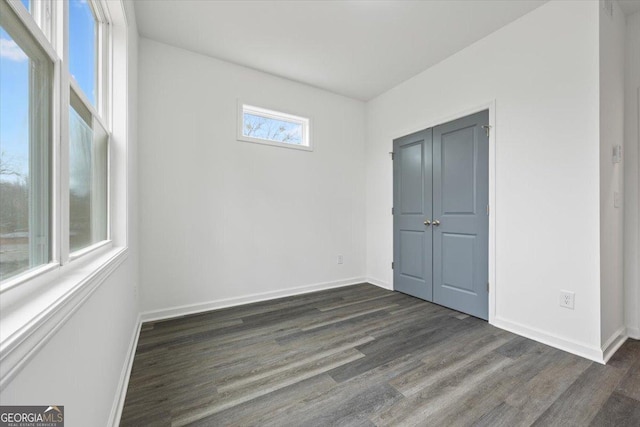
[589,392,640,427]
[257,352,422,426]
[495,335,540,359]
[371,351,514,425]
[267,383,402,427]
[120,284,640,427]
[187,374,338,427]
[171,348,365,426]
[613,340,640,401]
[418,345,561,426]
[215,336,374,392]
[504,350,591,424]
[617,360,640,402]
[472,402,528,427]
[532,363,626,426]
[389,329,511,396]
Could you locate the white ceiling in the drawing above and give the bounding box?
[134,0,550,101]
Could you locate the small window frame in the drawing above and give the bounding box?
[237,102,312,152]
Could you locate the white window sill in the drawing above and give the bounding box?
[0,245,129,390]
[238,135,314,152]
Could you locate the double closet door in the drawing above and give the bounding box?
[393,110,489,320]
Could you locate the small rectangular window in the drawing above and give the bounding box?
[238,104,311,150]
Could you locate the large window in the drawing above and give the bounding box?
[238,104,311,151]
[0,0,110,284]
[0,1,52,281]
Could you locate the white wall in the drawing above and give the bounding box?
[365,1,604,359]
[624,11,640,339]
[599,1,626,347]
[138,39,366,315]
[0,2,140,425]
[0,263,139,425]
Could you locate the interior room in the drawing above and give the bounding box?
[0,0,639,425]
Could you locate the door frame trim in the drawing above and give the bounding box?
[390,100,497,325]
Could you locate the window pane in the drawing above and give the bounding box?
[243,113,304,145]
[69,99,107,253]
[21,0,30,12]
[69,0,96,106]
[0,4,52,281]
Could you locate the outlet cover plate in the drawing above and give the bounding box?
[560,290,575,309]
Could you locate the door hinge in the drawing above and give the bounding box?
[487,282,490,292]
[486,204,490,215]
[481,125,491,137]
[391,207,394,215]
[392,262,395,270]
[389,151,395,160]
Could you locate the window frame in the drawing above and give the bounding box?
[65,0,111,260]
[0,0,132,390]
[237,102,312,151]
[0,0,113,289]
[0,0,58,288]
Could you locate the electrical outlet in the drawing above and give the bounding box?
[337,255,344,264]
[560,290,575,309]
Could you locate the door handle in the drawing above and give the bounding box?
[424,219,431,226]
[433,220,441,226]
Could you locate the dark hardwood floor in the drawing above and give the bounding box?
[121,283,640,426]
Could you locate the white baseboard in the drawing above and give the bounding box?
[492,316,605,363]
[627,326,640,340]
[602,326,628,364]
[140,277,368,323]
[366,277,392,290]
[108,314,142,427]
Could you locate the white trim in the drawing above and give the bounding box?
[636,88,640,345]
[389,100,497,323]
[366,277,392,290]
[68,239,112,262]
[108,314,141,427]
[59,0,71,265]
[0,263,58,293]
[6,0,58,62]
[493,315,605,363]
[0,247,128,390]
[140,278,367,323]
[69,78,109,132]
[602,326,628,363]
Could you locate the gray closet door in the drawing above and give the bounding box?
[393,129,433,301]
[432,110,489,320]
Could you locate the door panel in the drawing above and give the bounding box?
[400,142,425,214]
[433,110,489,320]
[393,129,433,301]
[441,126,476,214]
[442,233,476,293]
[399,230,425,280]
